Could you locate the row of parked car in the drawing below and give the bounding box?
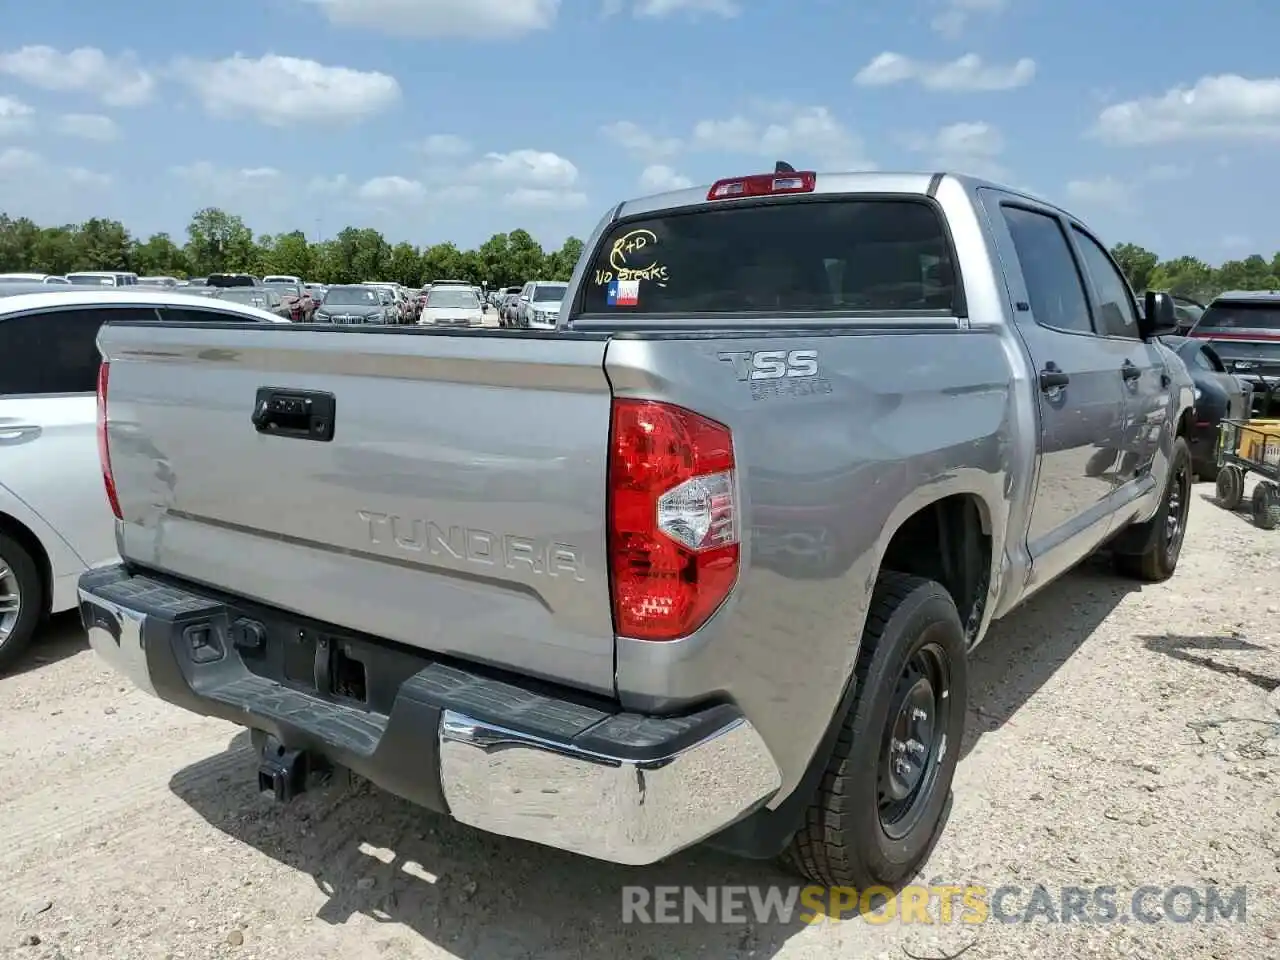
[489,280,569,329]
[0,270,581,330]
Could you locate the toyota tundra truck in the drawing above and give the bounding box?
[79,169,1194,888]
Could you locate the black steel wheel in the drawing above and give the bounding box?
[877,641,951,841]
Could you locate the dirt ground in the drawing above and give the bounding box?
[1,484,1277,960]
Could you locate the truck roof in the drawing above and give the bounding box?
[616,170,1056,219]
[1212,290,1280,303]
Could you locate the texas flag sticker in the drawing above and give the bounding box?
[606,279,640,306]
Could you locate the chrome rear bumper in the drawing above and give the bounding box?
[79,564,781,865]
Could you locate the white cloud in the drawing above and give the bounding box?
[468,148,579,188]
[304,0,559,38]
[1092,75,1280,144]
[931,0,1008,39]
[601,120,682,160]
[54,113,120,141]
[0,146,39,173]
[0,147,112,193]
[905,121,1007,180]
[173,54,400,126]
[357,175,427,203]
[1144,163,1191,181]
[608,0,740,16]
[854,52,1035,91]
[0,45,153,106]
[307,174,350,194]
[418,134,471,157]
[170,162,285,200]
[0,96,34,135]
[65,167,113,187]
[639,164,692,192]
[693,104,874,170]
[1065,176,1134,212]
[503,187,587,208]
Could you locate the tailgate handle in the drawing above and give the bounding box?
[251,387,335,441]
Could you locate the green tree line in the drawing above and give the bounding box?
[2,206,1276,301]
[1105,243,1280,303]
[0,207,584,288]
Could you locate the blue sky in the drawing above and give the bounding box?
[0,0,1278,260]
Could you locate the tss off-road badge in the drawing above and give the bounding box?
[717,349,832,400]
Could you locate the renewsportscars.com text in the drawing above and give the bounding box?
[621,884,1247,925]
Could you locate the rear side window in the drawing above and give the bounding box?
[576,199,959,315]
[1197,302,1280,331]
[159,306,269,323]
[0,306,156,395]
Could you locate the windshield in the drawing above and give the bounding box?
[219,289,272,306]
[67,275,114,285]
[323,287,379,306]
[577,199,957,315]
[1196,301,1280,332]
[426,289,480,309]
[266,282,300,295]
[533,285,566,302]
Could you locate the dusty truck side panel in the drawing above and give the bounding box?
[606,327,1016,802]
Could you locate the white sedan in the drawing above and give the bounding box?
[417,286,484,326]
[0,286,286,670]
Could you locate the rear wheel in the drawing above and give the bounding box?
[0,532,43,673]
[1216,463,1245,511]
[782,572,967,888]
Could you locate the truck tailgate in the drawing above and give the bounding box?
[98,324,617,695]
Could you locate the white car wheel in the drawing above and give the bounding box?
[0,532,42,671]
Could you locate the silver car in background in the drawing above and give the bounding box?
[520,281,568,329]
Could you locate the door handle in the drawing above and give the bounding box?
[1121,360,1141,381]
[251,387,336,441]
[0,423,41,443]
[1039,368,1069,391]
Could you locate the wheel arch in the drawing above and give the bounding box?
[0,511,53,620]
[873,481,1002,647]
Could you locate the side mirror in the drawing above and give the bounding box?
[1139,290,1177,339]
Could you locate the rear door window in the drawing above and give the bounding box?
[1001,206,1093,335]
[575,199,959,315]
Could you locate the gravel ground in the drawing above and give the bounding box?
[1,484,1277,959]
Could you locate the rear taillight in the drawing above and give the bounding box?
[607,399,739,641]
[707,171,816,200]
[96,362,121,520]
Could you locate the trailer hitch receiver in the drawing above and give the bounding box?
[257,736,311,802]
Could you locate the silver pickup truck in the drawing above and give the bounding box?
[80,170,1194,888]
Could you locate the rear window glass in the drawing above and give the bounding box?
[1197,301,1280,331]
[576,199,958,315]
